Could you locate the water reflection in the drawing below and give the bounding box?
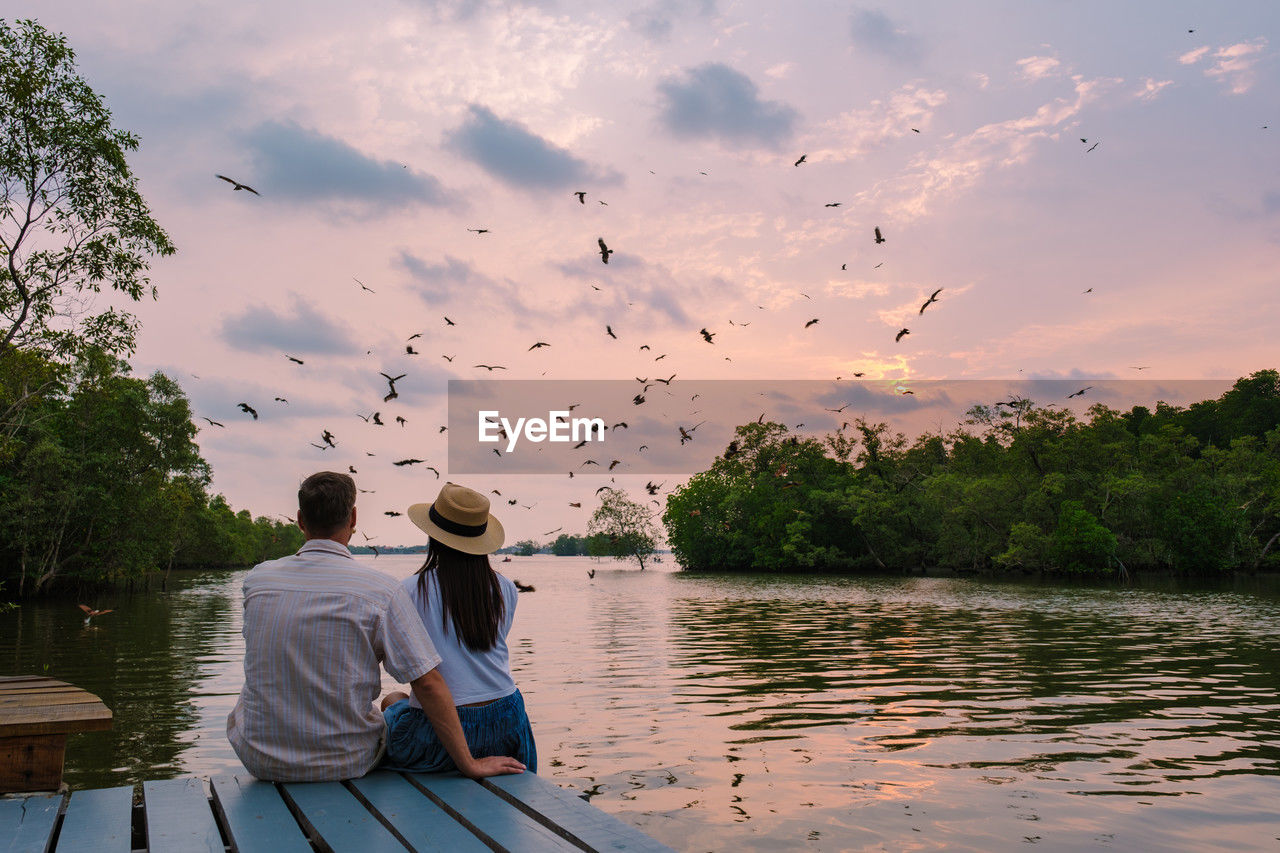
[1,564,1279,850]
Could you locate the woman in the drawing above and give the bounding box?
[381,482,537,773]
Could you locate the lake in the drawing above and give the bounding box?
[3,556,1279,851]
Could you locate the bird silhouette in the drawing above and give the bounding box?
[805,318,819,328]
[824,202,841,207]
[895,328,909,343]
[238,403,258,420]
[474,364,507,371]
[406,345,418,355]
[274,397,288,403]
[606,325,617,339]
[216,174,259,195]
[874,226,885,244]
[700,328,715,343]
[598,238,613,264]
[380,372,405,402]
[394,458,425,466]
[201,417,224,428]
[286,355,304,364]
[919,288,942,314]
[354,278,375,293]
[574,191,586,204]
[794,154,807,166]
[1067,386,1094,398]
[588,569,595,578]
[384,511,402,517]
[529,342,551,350]
[372,412,384,425]
[514,580,536,592]
[467,228,490,234]
[321,430,336,448]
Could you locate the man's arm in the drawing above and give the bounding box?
[409,668,525,779]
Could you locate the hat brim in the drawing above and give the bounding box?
[407,503,505,555]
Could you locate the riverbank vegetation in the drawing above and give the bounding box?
[665,371,1280,577]
[0,20,299,597]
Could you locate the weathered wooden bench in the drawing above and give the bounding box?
[0,676,113,794]
[0,770,676,852]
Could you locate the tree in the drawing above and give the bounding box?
[0,18,174,418]
[588,488,659,569]
[511,539,541,557]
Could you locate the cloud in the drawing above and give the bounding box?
[395,251,549,324]
[243,121,453,213]
[625,0,717,42]
[1133,77,1173,101]
[551,256,694,325]
[857,75,1121,222]
[656,63,798,149]
[1016,55,1061,81]
[849,9,923,63]
[1178,46,1211,65]
[444,105,622,190]
[803,84,947,162]
[1203,39,1268,94]
[219,296,357,356]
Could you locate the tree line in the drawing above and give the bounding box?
[0,349,303,596]
[664,371,1280,577]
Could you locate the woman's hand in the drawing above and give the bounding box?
[461,755,526,778]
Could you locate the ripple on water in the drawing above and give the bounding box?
[2,561,1278,850]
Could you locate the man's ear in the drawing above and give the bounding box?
[350,506,358,529]
[296,511,307,534]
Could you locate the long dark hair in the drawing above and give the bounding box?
[415,537,505,652]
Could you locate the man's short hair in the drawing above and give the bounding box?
[298,472,356,537]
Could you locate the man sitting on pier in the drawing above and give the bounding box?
[227,471,526,782]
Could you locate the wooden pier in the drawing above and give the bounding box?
[1,769,676,852]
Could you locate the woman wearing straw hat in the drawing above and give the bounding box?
[380,482,537,773]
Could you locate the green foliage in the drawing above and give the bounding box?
[588,488,660,569]
[511,538,541,557]
[0,350,299,595]
[0,18,174,366]
[664,372,1280,577]
[549,533,588,556]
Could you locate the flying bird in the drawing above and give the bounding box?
[406,345,418,355]
[474,364,507,371]
[528,342,551,350]
[321,430,336,448]
[354,278,374,293]
[396,416,407,427]
[574,191,586,204]
[384,511,403,517]
[805,318,819,328]
[394,458,425,466]
[443,316,456,326]
[286,355,304,365]
[919,288,942,314]
[514,580,536,592]
[467,228,490,234]
[238,403,258,420]
[216,174,259,195]
[372,412,384,425]
[274,397,288,403]
[78,604,114,626]
[874,226,885,244]
[598,238,613,264]
[201,417,224,428]
[1067,386,1094,399]
[824,202,841,207]
[895,328,909,343]
[794,154,807,166]
[606,325,617,339]
[699,328,715,343]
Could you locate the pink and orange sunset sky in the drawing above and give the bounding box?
[15,1,1279,542]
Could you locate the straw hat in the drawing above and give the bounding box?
[407,482,505,555]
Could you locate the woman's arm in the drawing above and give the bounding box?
[409,668,525,778]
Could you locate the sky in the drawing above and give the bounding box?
[12,0,1279,543]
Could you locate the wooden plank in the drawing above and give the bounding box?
[210,775,312,853]
[57,785,134,853]
[0,693,109,709]
[0,734,67,793]
[0,705,113,737]
[0,794,62,853]
[485,774,676,853]
[407,773,582,852]
[143,778,223,853]
[347,772,489,853]
[0,677,66,689]
[279,780,410,853]
[0,686,86,698]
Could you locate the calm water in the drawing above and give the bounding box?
[3,558,1279,851]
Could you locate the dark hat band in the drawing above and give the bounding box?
[429,504,488,538]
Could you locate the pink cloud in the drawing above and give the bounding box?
[1204,39,1268,94]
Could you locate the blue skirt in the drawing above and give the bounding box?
[382,688,537,774]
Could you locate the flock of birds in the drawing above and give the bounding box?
[187,28,1257,571]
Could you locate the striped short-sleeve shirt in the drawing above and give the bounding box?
[227,539,442,782]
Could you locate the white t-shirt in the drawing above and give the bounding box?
[402,569,519,706]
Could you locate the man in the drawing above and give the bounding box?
[227,471,525,782]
